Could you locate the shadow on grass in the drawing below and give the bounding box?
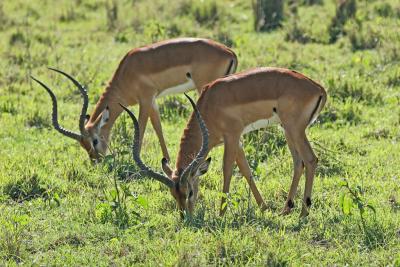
[3,173,47,202]
[181,195,309,235]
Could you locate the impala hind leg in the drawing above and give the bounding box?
[291,132,318,217]
[149,100,170,161]
[236,145,267,211]
[281,130,304,215]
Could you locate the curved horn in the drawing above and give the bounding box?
[31,76,83,141]
[48,68,89,135]
[119,103,175,188]
[180,94,209,185]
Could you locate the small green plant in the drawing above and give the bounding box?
[96,165,148,228]
[0,212,30,263]
[339,179,392,249]
[339,179,376,229]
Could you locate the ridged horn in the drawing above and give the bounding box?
[47,68,89,135]
[179,94,209,185]
[31,75,83,141]
[119,103,175,188]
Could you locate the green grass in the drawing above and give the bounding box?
[1,0,399,265]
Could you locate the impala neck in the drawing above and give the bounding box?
[88,85,125,141]
[175,112,213,172]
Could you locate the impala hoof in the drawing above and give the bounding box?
[259,202,268,212]
[280,199,294,215]
[279,207,292,216]
[300,208,309,218]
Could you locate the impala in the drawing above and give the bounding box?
[122,67,327,217]
[31,38,237,162]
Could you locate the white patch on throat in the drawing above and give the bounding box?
[157,79,195,98]
[241,113,281,135]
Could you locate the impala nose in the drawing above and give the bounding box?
[90,158,100,165]
[89,153,102,164]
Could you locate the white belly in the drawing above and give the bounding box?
[241,114,281,135]
[157,79,195,98]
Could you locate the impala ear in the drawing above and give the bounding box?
[98,106,110,129]
[161,158,173,178]
[195,157,211,176]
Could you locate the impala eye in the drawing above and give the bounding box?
[93,139,98,146]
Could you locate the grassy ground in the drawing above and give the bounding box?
[1,0,399,265]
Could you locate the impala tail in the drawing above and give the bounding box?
[224,46,238,76]
[308,88,327,126]
[225,54,238,76]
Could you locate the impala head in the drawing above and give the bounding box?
[80,107,111,161]
[31,68,110,162]
[163,156,211,216]
[120,94,211,217]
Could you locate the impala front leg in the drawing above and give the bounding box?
[137,101,151,154]
[149,100,170,161]
[220,135,239,216]
[236,145,267,211]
